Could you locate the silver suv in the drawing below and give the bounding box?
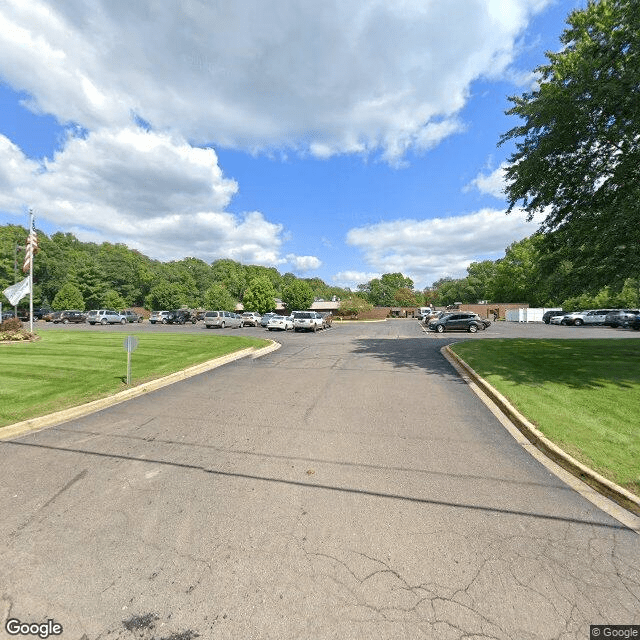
[149,310,170,324]
[292,311,324,332]
[560,309,615,326]
[241,312,262,327]
[204,310,242,329]
[87,309,126,325]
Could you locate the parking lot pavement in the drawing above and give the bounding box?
[2,319,638,639]
[33,316,640,341]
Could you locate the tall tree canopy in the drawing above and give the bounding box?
[242,276,276,315]
[500,0,640,290]
[282,280,314,312]
[358,272,414,306]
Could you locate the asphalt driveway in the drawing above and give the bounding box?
[1,319,638,639]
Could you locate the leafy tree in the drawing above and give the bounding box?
[203,284,237,311]
[394,287,419,307]
[74,259,109,309]
[488,236,544,305]
[338,296,372,318]
[97,243,155,305]
[154,262,200,307]
[52,282,85,310]
[103,289,128,310]
[358,272,414,306]
[244,265,281,293]
[617,278,640,308]
[242,276,276,314]
[500,0,640,291]
[282,280,314,312]
[211,259,247,299]
[466,260,498,302]
[0,225,28,292]
[145,281,188,310]
[431,278,472,306]
[168,257,214,304]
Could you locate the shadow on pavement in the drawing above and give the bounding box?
[4,439,630,532]
[350,336,466,377]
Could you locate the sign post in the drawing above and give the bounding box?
[123,336,139,385]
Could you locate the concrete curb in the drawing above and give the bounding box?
[443,345,640,518]
[0,340,281,442]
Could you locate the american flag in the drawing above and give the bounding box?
[22,223,38,273]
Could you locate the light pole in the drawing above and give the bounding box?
[13,242,24,316]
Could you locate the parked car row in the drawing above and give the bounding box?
[546,309,640,328]
[202,310,332,332]
[37,309,144,324]
[24,307,335,331]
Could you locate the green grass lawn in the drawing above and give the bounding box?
[0,331,269,427]
[449,339,640,497]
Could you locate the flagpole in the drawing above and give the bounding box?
[29,209,34,334]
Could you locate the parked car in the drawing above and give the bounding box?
[241,312,262,327]
[603,309,640,328]
[559,309,615,326]
[17,308,51,321]
[266,315,293,331]
[120,309,143,323]
[87,309,126,325]
[165,309,196,324]
[292,311,324,332]
[54,310,87,324]
[542,309,565,324]
[630,314,640,331]
[550,313,569,325]
[44,310,62,323]
[260,312,278,327]
[428,312,490,333]
[204,310,242,329]
[149,310,171,324]
[318,312,333,328]
[1,310,17,321]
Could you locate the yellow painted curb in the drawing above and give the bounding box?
[443,345,640,518]
[0,340,281,441]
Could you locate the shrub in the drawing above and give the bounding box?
[0,317,36,342]
[0,317,23,332]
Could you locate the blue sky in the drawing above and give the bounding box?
[0,0,585,290]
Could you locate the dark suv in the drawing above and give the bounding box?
[54,310,87,324]
[603,309,640,328]
[428,312,491,333]
[120,310,143,323]
[542,309,565,324]
[165,309,195,324]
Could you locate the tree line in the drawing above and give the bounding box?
[2,223,637,316]
[0,225,349,314]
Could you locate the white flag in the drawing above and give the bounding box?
[3,276,31,306]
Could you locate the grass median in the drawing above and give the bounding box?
[449,339,640,497]
[0,330,270,427]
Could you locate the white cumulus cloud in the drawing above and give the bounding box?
[0,0,551,161]
[346,208,545,289]
[0,129,285,264]
[285,254,322,272]
[331,270,381,290]
[466,163,509,199]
